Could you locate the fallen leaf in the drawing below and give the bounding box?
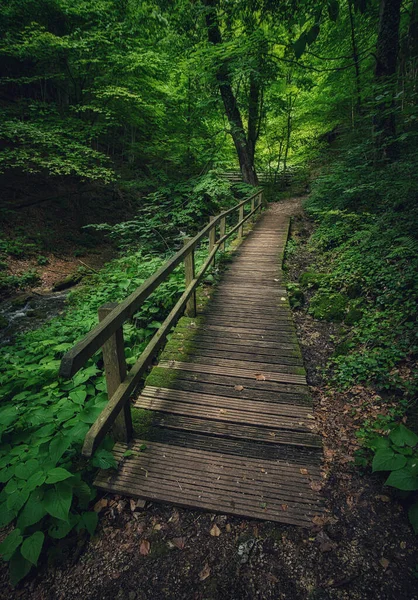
[376,495,390,503]
[255,373,266,381]
[93,498,108,513]
[171,537,185,550]
[268,432,276,437]
[312,515,329,527]
[140,540,150,556]
[210,524,221,537]
[130,499,136,512]
[310,481,322,492]
[234,385,245,392]
[400,541,406,550]
[380,557,389,569]
[153,523,162,531]
[300,468,309,475]
[199,563,211,581]
[281,504,288,511]
[225,523,231,533]
[168,509,180,524]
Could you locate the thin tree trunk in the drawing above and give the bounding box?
[203,0,258,185]
[347,0,361,111]
[374,0,402,159]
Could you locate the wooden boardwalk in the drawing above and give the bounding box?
[96,209,324,527]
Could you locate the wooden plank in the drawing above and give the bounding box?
[162,347,304,367]
[141,386,311,418]
[140,379,310,406]
[94,440,324,526]
[161,354,306,375]
[149,414,322,448]
[158,361,306,384]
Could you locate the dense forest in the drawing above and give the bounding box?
[0,0,418,596]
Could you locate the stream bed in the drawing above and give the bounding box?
[0,290,69,344]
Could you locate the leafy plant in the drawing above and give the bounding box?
[367,424,418,534]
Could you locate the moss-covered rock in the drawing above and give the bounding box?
[309,291,348,322]
[299,271,325,289]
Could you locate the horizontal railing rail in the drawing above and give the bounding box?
[59,189,266,457]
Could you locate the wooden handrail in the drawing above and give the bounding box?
[59,189,265,457]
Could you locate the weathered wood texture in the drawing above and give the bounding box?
[96,209,324,526]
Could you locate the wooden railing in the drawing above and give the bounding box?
[59,190,266,457]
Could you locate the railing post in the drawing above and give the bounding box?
[251,195,255,222]
[183,239,196,317]
[219,216,226,251]
[98,302,133,444]
[238,204,244,239]
[262,191,267,208]
[209,216,216,252]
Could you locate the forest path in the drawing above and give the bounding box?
[96,200,324,527]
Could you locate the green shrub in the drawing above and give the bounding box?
[309,290,348,322]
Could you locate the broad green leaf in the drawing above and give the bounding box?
[389,424,418,448]
[36,424,56,438]
[26,472,46,492]
[372,449,407,472]
[46,468,72,484]
[408,502,418,535]
[66,421,89,443]
[17,489,47,530]
[79,405,103,424]
[7,488,30,513]
[0,529,23,561]
[9,549,32,587]
[74,481,93,509]
[43,483,73,521]
[91,449,117,470]
[15,459,39,480]
[79,511,98,535]
[0,466,15,483]
[69,388,87,404]
[385,468,418,491]
[0,502,16,528]
[5,478,18,494]
[48,514,79,539]
[21,532,44,566]
[0,406,18,429]
[49,435,72,464]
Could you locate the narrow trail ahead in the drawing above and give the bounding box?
[96,203,324,527]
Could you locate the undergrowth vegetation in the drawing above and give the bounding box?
[0,237,220,584]
[296,139,418,534]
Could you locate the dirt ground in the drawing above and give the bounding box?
[1,198,417,600]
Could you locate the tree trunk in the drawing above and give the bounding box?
[374,0,402,159]
[347,0,361,111]
[203,0,258,185]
